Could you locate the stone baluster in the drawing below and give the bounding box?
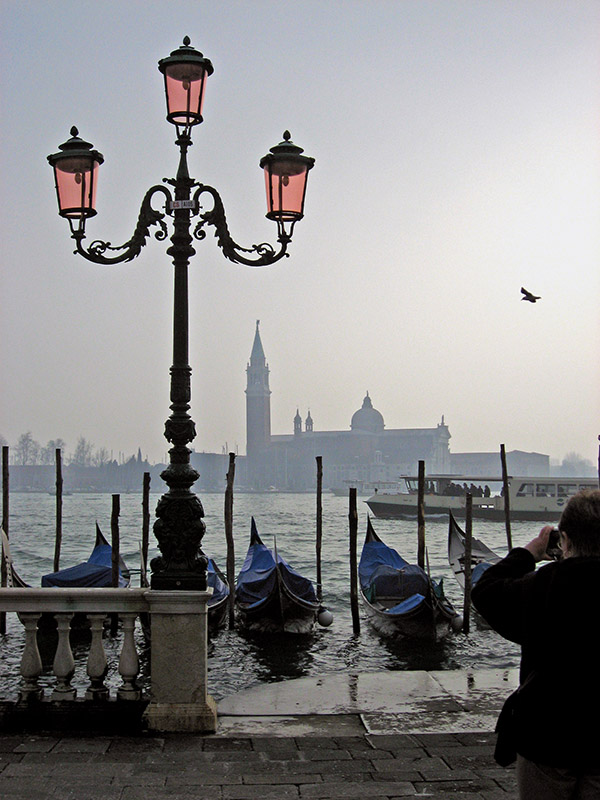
[117,613,141,700]
[51,612,76,701]
[17,612,43,702]
[85,613,108,701]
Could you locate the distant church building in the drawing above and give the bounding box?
[244,322,452,491]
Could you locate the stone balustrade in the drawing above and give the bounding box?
[0,587,217,733]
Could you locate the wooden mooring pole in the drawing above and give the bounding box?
[225,452,236,629]
[316,455,323,602]
[463,493,473,635]
[53,448,63,573]
[111,494,120,634]
[141,472,150,587]
[1,446,8,635]
[1,447,7,539]
[349,487,360,634]
[500,444,513,551]
[417,460,426,570]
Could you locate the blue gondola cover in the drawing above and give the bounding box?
[236,519,317,606]
[359,536,430,605]
[207,558,228,604]
[42,542,128,588]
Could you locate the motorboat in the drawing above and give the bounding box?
[366,476,598,522]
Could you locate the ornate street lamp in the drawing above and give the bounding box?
[47,37,315,590]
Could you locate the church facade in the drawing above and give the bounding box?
[245,321,452,491]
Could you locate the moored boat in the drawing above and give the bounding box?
[1,528,28,588]
[206,557,229,632]
[41,523,130,588]
[2,524,130,590]
[447,511,501,590]
[235,518,322,633]
[366,476,598,522]
[358,517,462,639]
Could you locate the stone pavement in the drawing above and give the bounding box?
[0,730,515,799]
[0,670,518,799]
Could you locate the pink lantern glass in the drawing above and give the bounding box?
[54,157,100,219]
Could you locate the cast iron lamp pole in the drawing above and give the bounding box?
[48,38,314,590]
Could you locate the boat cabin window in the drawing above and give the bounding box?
[580,483,598,492]
[516,483,534,497]
[558,483,578,498]
[536,483,556,498]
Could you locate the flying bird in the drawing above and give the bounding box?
[521,287,541,303]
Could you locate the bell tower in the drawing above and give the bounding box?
[246,321,271,464]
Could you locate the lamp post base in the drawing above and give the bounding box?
[150,482,208,590]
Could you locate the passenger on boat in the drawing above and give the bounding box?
[472,489,600,800]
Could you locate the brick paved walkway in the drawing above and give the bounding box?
[0,730,515,799]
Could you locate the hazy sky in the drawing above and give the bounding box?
[1,0,599,466]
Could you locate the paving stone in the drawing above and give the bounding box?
[14,737,59,753]
[300,781,415,798]
[0,776,58,797]
[122,788,224,800]
[352,749,394,759]
[371,769,422,782]
[0,735,33,753]
[51,787,125,800]
[166,772,243,786]
[108,737,165,753]
[296,747,353,761]
[203,737,253,751]
[223,785,300,799]
[0,753,24,766]
[21,751,98,763]
[413,777,500,794]
[243,773,324,784]
[53,737,112,753]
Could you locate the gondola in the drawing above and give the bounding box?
[447,510,501,590]
[2,524,130,589]
[2,524,131,634]
[235,518,321,633]
[41,523,130,588]
[358,517,462,639]
[206,557,229,632]
[1,528,28,588]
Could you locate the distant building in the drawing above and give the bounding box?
[450,450,549,477]
[244,322,453,491]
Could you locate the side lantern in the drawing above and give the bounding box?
[260,131,315,240]
[47,127,104,235]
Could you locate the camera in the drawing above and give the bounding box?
[546,527,562,560]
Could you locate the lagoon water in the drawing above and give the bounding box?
[0,490,537,701]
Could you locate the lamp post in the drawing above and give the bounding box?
[48,37,314,591]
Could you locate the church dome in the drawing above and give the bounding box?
[351,392,384,433]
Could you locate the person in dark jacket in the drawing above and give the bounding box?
[472,489,600,800]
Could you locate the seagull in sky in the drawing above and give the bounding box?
[521,287,541,303]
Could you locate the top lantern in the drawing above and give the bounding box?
[158,37,214,132]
